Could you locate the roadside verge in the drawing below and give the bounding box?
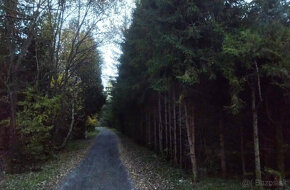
[0,130,99,190]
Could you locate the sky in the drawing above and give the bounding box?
[98,0,136,88]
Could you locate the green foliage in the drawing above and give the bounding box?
[0,0,107,175]
[177,68,200,85]
[221,23,290,113]
[85,115,98,131]
[264,167,282,180]
[0,119,10,127]
[111,0,290,183]
[16,88,61,161]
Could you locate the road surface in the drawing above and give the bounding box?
[57,128,134,190]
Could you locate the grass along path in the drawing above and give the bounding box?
[0,130,99,190]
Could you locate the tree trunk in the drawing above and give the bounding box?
[265,89,285,180]
[251,89,262,188]
[168,92,172,158]
[219,114,226,178]
[173,90,177,165]
[184,103,197,182]
[146,113,149,145]
[8,89,17,157]
[276,123,285,180]
[145,113,147,144]
[5,0,18,161]
[148,113,151,146]
[60,103,75,149]
[179,102,182,168]
[158,93,163,155]
[154,110,157,151]
[164,95,168,156]
[240,124,246,176]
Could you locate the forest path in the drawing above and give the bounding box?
[57,128,135,190]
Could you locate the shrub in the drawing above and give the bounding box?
[17,88,61,162]
[86,115,98,131]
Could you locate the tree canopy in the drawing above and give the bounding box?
[0,0,108,172]
[108,0,290,186]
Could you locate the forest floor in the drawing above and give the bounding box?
[0,130,99,190]
[118,132,263,190]
[2,128,286,190]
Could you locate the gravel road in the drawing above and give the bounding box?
[57,128,135,190]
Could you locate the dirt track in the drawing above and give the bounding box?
[57,128,134,190]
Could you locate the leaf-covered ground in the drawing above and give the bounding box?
[118,134,263,190]
[0,130,99,190]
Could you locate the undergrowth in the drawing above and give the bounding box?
[0,130,99,190]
